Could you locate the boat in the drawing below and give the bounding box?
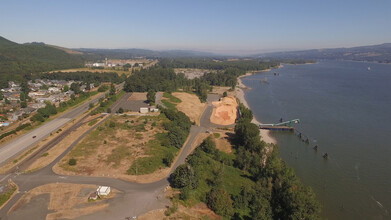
[260,77,269,84]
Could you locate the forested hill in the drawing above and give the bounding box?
[259,43,391,63]
[0,36,84,87]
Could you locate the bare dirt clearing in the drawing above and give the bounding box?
[210,96,238,125]
[172,92,207,125]
[8,183,117,220]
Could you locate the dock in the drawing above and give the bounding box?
[255,119,300,132]
[259,125,294,131]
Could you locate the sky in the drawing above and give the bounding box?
[1,0,390,55]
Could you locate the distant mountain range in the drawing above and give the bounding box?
[75,48,218,60]
[258,43,391,63]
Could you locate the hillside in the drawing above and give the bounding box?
[259,43,391,63]
[0,36,84,88]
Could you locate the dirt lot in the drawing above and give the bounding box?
[172,92,207,125]
[8,183,117,220]
[210,96,238,126]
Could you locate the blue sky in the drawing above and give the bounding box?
[1,0,390,54]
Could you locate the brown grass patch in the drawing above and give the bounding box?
[213,131,233,153]
[172,92,207,125]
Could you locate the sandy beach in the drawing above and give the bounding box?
[235,70,277,145]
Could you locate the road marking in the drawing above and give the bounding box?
[0,174,10,182]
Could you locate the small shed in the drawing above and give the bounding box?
[97,186,111,196]
[140,107,149,113]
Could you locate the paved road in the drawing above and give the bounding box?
[0,93,221,220]
[0,83,123,167]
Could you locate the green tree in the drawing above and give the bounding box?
[20,101,27,108]
[146,90,156,104]
[207,188,234,218]
[170,164,198,189]
[20,80,29,94]
[63,85,69,92]
[109,83,116,96]
[20,92,26,102]
[70,82,80,94]
[163,152,174,166]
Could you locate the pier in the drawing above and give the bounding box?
[256,119,300,131]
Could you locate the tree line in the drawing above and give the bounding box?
[159,58,279,71]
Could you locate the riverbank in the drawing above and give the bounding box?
[235,70,278,145]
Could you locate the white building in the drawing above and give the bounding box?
[97,186,111,196]
[140,107,149,113]
[92,63,105,67]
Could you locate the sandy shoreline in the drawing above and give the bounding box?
[235,67,282,145]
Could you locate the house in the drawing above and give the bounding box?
[97,186,111,196]
[48,87,61,93]
[92,63,105,67]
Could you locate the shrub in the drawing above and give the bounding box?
[68,158,77,166]
[163,152,174,166]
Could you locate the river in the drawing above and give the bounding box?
[242,60,391,219]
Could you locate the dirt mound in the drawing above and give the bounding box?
[210,96,238,125]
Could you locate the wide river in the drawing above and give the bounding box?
[242,60,391,219]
